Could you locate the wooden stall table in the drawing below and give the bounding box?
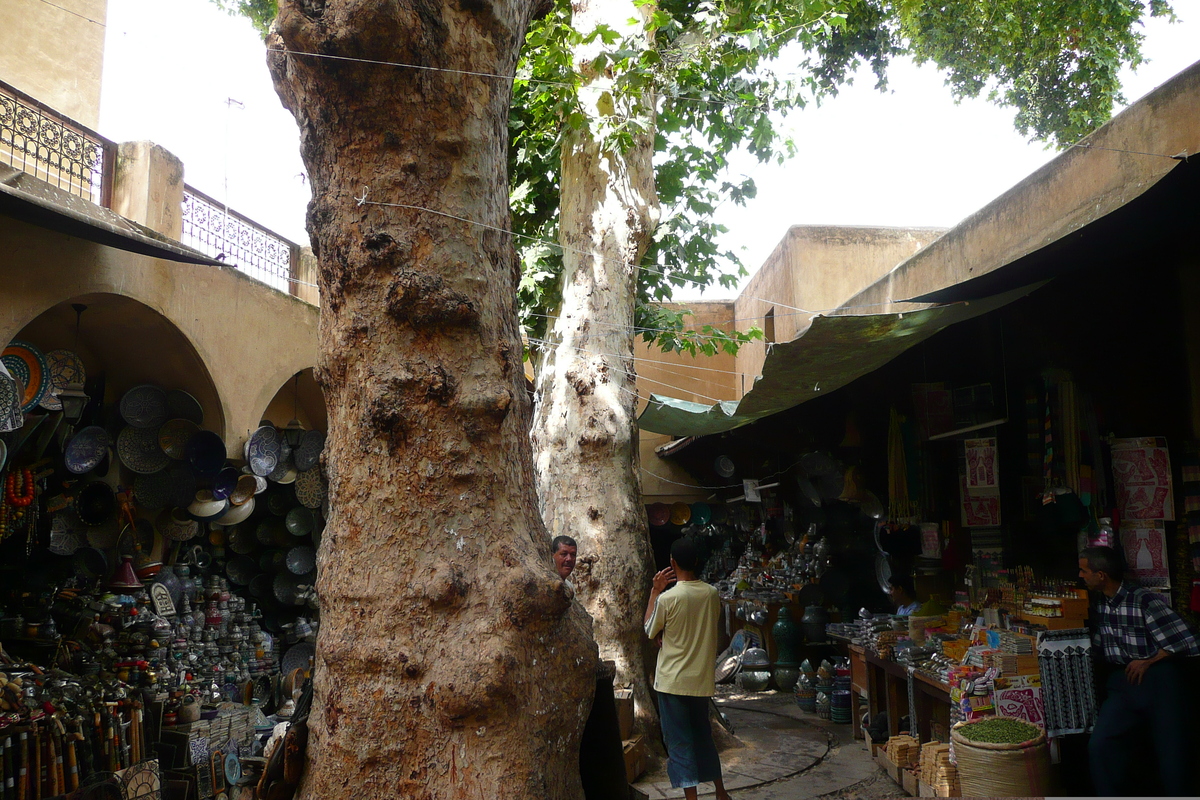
[862,652,951,743]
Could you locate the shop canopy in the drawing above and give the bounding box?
[637,283,1039,437]
[0,163,225,267]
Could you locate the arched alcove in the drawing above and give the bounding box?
[259,368,326,433]
[14,293,225,436]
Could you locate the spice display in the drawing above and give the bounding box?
[954,717,1040,745]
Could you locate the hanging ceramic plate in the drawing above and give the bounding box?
[273,572,304,605]
[247,426,283,477]
[166,389,204,425]
[266,486,294,516]
[285,544,316,575]
[158,419,199,460]
[212,467,241,500]
[226,556,259,586]
[256,519,288,547]
[281,641,315,674]
[0,366,21,432]
[39,349,86,412]
[294,430,325,472]
[294,467,325,509]
[76,480,116,526]
[249,573,273,598]
[118,426,171,475]
[120,384,169,429]
[227,524,257,555]
[48,510,87,556]
[229,474,257,507]
[285,507,314,537]
[185,430,226,477]
[86,518,120,548]
[1,341,48,413]
[134,469,174,511]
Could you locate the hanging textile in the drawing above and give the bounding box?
[1036,628,1097,737]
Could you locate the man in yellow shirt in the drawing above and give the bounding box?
[644,537,731,800]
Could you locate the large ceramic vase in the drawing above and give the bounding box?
[772,607,801,663]
[801,605,830,643]
[771,607,802,690]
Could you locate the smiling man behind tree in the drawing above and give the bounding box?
[644,536,730,800]
[1078,545,1199,796]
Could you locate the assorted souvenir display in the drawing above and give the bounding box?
[0,339,326,800]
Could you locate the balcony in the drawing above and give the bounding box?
[0,77,315,305]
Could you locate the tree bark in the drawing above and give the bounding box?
[266,2,598,798]
[531,0,660,735]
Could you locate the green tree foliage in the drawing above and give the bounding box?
[217,0,1172,355]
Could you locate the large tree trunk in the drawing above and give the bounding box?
[267,2,598,798]
[531,0,660,735]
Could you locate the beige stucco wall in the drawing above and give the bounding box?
[0,214,319,458]
[635,301,738,502]
[0,0,107,130]
[732,225,945,386]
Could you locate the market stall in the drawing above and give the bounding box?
[0,329,326,800]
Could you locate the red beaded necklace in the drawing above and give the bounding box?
[4,468,35,507]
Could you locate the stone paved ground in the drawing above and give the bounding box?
[632,688,906,800]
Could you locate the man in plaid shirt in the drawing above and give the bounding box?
[1079,546,1199,796]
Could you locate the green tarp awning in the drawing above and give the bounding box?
[637,284,1041,437]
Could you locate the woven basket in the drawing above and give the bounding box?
[950,721,1052,796]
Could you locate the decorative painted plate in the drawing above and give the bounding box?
[226,555,259,586]
[212,466,240,500]
[166,389,204,425]
[39,349,85,411]
[285,507,314,537]
[247,425,282,477]
[134,469,174,511]
[273,572,304,605]
[185,430,226,477]
[281,641,315,674]
[158,418,199,460]
[118,425,171,474]
[120,384,169,429]
[1,340,48,412]
[64,425,112,475]
[294,429,325,472]
[0,365,20,432]
[285,544,316,575]
[294,467,325,509]
[48,510,86,556]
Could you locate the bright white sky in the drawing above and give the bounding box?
[99,0,1198,300]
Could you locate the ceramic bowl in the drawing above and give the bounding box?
[157,507,200,542]
[229,474,258,507]
[158,418,199,460]
[285,507,314,537]
[212,467,241,500]
[187,490,229,522]
[214,497,255,527]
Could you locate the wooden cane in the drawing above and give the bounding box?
[16,731,26,800]
[30,724,40,800]
[62,722,77,793]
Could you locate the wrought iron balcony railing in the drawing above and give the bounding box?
[0,77,114,206]
[181,184,301,294]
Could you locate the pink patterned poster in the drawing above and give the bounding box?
[995,687,1045,727]
[964,438,999,488]
[1121,522,1171,587]
[960,476,1002,527]
[1111,437,1174,521]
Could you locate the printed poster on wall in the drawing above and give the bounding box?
[1121,521,1171,587]
[961,437,1001,527]
[995,687,1045,727]
[964,437,999,488]
[1111,437,1174,521]
[961,476,1002,527]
